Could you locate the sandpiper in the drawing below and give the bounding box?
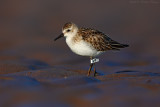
[54,22,129,76]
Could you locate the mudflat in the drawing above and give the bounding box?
[0,1,160,107]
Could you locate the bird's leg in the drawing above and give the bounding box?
[87,57,93,76]
[87,63,93,76]
[93,63,97,77]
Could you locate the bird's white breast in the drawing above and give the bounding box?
[66,36,103,57]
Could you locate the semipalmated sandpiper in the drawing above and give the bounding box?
[54,22,129,76]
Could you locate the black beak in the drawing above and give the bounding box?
[54,33,64,41]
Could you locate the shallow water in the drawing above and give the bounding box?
[0,0,160,107]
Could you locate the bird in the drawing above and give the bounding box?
[54,22,129,76]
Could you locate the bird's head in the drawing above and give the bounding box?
[54,22,78,41]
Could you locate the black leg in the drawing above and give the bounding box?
[87,63,93,76]
[93,63,97,77]
[87,57,93,76]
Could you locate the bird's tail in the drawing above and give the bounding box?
[111,44,129,48]
[110,40,129,50]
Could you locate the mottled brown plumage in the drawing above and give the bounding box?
[62,22,73,30]
[77,28,129,51]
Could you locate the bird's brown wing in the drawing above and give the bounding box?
[79,28,128,51]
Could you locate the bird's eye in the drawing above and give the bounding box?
[67,29,71,32]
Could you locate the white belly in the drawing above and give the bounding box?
[66,38,103,57]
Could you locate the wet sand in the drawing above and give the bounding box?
[0,0,160,107]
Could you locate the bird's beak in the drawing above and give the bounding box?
[54,33,64,41]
